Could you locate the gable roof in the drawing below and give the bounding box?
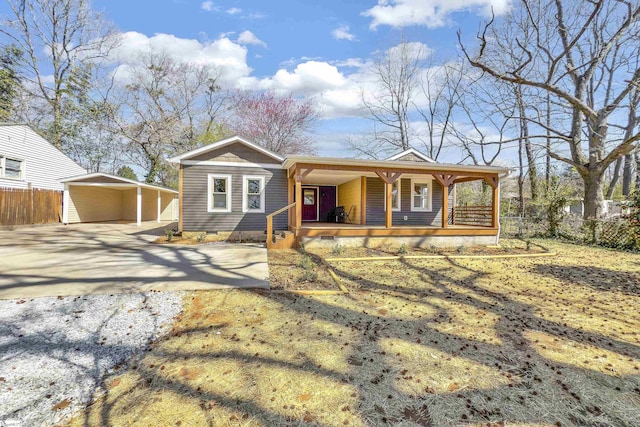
[385,148,435,163]
[60,172,178,194]
[167,135,284,163]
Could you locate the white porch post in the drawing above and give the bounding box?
[136,186,142,226]
[62,183,69,224]
[157,190,161,223]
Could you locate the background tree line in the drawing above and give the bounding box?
[1,0,639,221]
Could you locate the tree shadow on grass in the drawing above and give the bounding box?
[532,263,640,297]
[77,250,640,426]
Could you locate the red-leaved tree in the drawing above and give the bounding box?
[230,91,318,155]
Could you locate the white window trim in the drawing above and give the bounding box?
[410,177,433,212]
[242,175,265,213]
[0,155,25,181]
[384,179,401,211]
[207,174,232,213]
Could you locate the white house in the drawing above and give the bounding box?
[0,124,87,191]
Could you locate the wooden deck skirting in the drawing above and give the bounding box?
[298,225,498,237]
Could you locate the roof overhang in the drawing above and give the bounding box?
[167,135,284,163]
[59,173,178,194]
[283,156,512,176]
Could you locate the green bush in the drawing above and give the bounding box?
[331,244,346,255]
[397,243,408,255]
[165,228,174,242]
[297,255,314,270]
[195,232,207,243]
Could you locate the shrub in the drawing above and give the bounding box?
[456,245,466,254]
[301,269,318,282]
[165,228,174,242]
[195,232,207,243]
[397,243,408,255]
[297,255,314,270]
[331,244,346,255]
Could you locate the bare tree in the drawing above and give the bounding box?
[108,53,226,186]
[361,41,425,153]
[229,90,318,155]
[461,0,640,219]
[1,0,120,148]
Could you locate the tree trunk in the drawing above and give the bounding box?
[636,150,640,191]
[606,157,622,199]
[583,169,605,219]
[622,153,633,196]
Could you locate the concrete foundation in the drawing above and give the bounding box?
[301,234,497,249]
[182,230,267,243]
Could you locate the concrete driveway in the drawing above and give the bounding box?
[0,222,269,299]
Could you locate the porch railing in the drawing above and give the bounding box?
[452,205,493,227]
[266,202,296,248]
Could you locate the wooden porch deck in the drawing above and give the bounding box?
[297,222,497,237]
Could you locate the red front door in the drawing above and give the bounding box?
[302,188,318,221]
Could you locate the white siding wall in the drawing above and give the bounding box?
[0,125,87,190]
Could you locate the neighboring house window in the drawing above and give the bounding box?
[0,156,24,180]
[208,174,232,212]
[411,178,432,211]
[243,175,265,213]
[384,180,401,211]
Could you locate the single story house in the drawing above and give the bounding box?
[169,136,511,249]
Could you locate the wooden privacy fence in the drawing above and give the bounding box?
[0,188,63,226]
[452,205,493,227]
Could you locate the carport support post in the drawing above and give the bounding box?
[157,190,161,223]
[62,183,69,224]
[136,186,142,226]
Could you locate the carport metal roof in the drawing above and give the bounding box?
[60,173,178,226]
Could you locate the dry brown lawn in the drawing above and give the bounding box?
[70,239,640,427]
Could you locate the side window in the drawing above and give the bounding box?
[0,156,24,180]
[208,174,232,212]
[411,179,432,211]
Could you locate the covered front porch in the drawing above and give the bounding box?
[267,156,507,249]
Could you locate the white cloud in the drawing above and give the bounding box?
[226,7,242,15]
[108,31,252,84]
[258,61,347,94]
[237,30,267,48]
[201,1,218,12]
[363,0,511,29]
[332,25,356,41]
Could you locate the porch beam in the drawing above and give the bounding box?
[453,176,487,184]
[483,175,499,189]
[433,173,458,188]
[295,162,497,178]
[385,181,393,229]
[375,170,402,185]
[300,168,314,179]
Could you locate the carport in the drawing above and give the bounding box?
[61,173,178,226]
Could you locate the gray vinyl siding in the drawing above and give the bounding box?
[366,177,453,226]
[182,164,288,232]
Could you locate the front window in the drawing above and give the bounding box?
[243,175,265,213]
[411,179,432,211]
[208,174,231,212]
[1,156,24,180]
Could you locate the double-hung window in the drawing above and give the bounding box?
[411,178,432,211]
[243,175,265,213]
[0,156,24,180]
[208,174,232,212]
[384,180,401,211]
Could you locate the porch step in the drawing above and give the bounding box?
[269,230,296,250]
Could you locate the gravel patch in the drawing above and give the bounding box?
[0,291,183,427]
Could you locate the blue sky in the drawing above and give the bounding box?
[86,1,512,161]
